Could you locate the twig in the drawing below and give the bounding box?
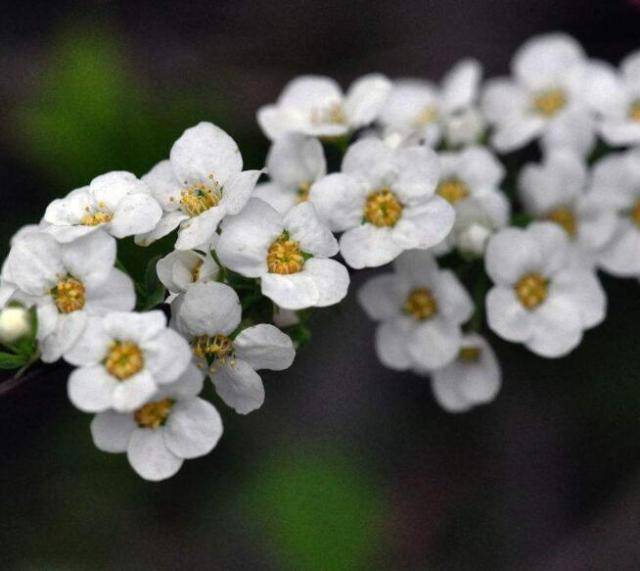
[0,362,63,398]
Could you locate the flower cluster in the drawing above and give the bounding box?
[1,32,639,478]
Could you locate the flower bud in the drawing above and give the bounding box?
[0,306,32,343]
[456,222,491,257]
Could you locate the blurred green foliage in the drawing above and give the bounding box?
[248,448,384,571]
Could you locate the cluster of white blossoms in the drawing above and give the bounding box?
[1,32,639,477]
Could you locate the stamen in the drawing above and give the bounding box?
[267,233,305,274]
[631,200,640,228]
[192,334,234,363]
[437,179,470,204]
[363,189,404,227]
[459,346,482,362]
[134,399,174,429]
[297,181,311,203]
[546,206,577,237]
[515,272,548,310]
[404,287,438,320]
[532,88,567,117]
[52,277,86,314]
[81,211,113,226]
[180,178,222,217]
[629,100,640,123]
[105,341,145,380]
[414,105,438,126]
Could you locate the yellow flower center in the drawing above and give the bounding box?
[629,100,640,122]
[459,345,482,362]
[546,206,577,237]
[436,179,470,205]
[297,181,311,203]
[311,102,346,125]
[404,287,438,320]
[191,259,204,282]
[414,105,439,126]
[363,189,404,227]
[267,233,305,274]
[105,341,145,380]
[532,88,567,117]
[134,398,174,429]
[631,200,640,228]
[52,277,86,314]
[180,178,222,217]
[81,211,113,226]
[192,334,234,363]
[515,272,548,310]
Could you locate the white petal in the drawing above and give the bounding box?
[406,317,461,370]
[142,160,182,211]
[375,319,413,370]
[344,73,392,127]
[234,324,295,371]
[212,360,265,415]
[3,232,62,295]
[342,138,395,189]
[481,79,529,123]
[110,193,163,238]
[61,230,116,290]
[260,272,319,310]
[42,310,87,363]
[160,362,205,400]
[486,287,535,343]
[175,206,225,251]
[134,211,188,247]
[455,146,505,189]
[340,225,404,269]
[156,250,201,293]
[526,293,583,358]
[430,372,472,413]
[599,120,640,146]
[68,365,118,413]
[551,268,606,329]
[491,116,545,153]
[584,61,626,117]
[432,270,474,325]
[621,49,640,85]
[253,182,299,214]
[90,171,147,210]
[85,268,136,314]
[357,273,403,321]
[111,370,157,412]
[391,146,440,204]
[308,173,365,232]
[127,429,183,481]
[220,169,262,215]
[144,329,192,385]
[64,315,111,366]
[378,80,439,131]
[301,258,350,307]
[90,411,136,453]
[598,223,640,276]
[391,196,455,250]
[102,311,167,344]
[164,398,223,459]
[170,122,242,187]
[541,109,596,157]
[284,202,338,257]
[266,134,326,189]
[441,59,482,112]
[216,198,284,277]
[176,282,241,336]
[485,227,542,285]
[527,222,570,276]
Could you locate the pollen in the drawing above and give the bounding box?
[437,179,470,204]
[52,277,86,313]
[267,233,305,274]
[414,105,438,126]
[515,272,548,310]
[546,206,577,237]
[297,181,311,203]
[180,179,222,217]
[192,334,234,363]
[532,88,567,117]
[629,100,640,122]
[631,200,640,227]
[404,287,438,320]
[105,341,145,380]
[134,398,174,429]
[81,211,113,226]
[363,189,404,227]
[459,345,482,362]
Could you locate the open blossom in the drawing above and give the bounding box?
[358,250,474,371]
[485,223,606,358]
[1,231,135,363]
[416,333,502,413]
[482,33,593,152]
[309,138,454,269]
[254,133,326,213]
[586,51,640,146]
[173,282,295,414]
[43,171,162,243]
[257,74,392,140]
[431,146,509,256]
[156,249,219,303]
[588,148,640,276]
[135,122,261,250]
[378,59,484,147]
[90,364,223,481]
[66,311,192,413]
[216,199,349,310]
[519,150,617,267]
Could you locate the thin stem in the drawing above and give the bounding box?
[0,359,59,398]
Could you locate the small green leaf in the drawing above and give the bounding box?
[136,255,166,311]
[0,352,28,370]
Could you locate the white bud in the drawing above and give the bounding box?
[456,223,491,257]
[445,107,485,147]
[273,307,299,328]
[0,306,32,344]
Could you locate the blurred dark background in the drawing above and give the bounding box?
[2,1,640,569]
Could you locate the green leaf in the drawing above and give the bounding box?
[136,255,166,311]
[0,352,28,370]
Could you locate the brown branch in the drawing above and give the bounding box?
[0,362,63,397]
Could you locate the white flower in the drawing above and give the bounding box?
[378,59,483,147]
[358,250,474,371]
[430,146,509,256]
[173,282,296,414]
[254,134,326,213]
[419,333,501,413]
[485,222,606,358]
[0,305,32,343]
[588,148,640,276]
[135,122,261,250]
[43,171,162,243]
[585,51,640,146]
[519,149,617,267]
[156,249,219,302]
[482,33,593,152]
[216,198,350,310]
[2,230,135,363]
[66,310,192,413]
[309,138,453,268]
[257,74,392,140]
[90,363,223,481]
